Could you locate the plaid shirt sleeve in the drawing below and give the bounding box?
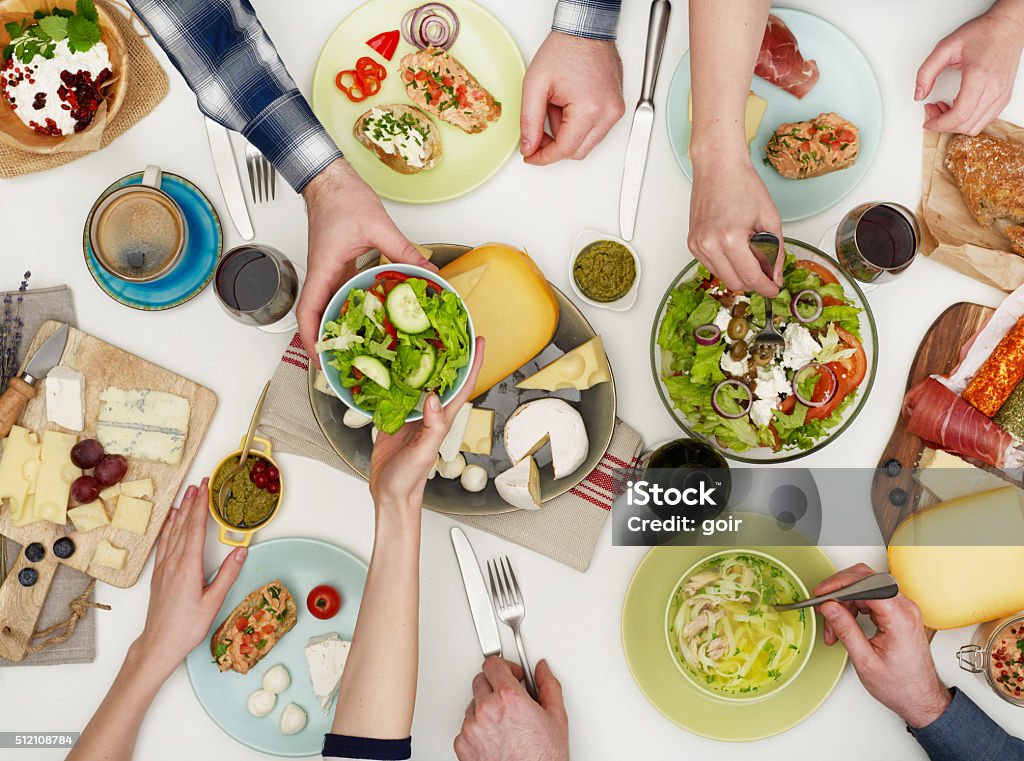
[552,0,622,41]
[128,0,343,193]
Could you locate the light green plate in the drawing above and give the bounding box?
[621,514,848,742]
[311,0,525,204]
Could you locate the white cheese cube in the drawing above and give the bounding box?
[45,366,84,431]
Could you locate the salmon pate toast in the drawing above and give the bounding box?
[400,46,501,134]
[764,112,859,179]
[211,580,297,674]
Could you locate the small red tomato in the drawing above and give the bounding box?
[253,472,269,489]
[267,480,280,495]
[267,465,279,480]
[307,584,341,620]
[253,459,267,473]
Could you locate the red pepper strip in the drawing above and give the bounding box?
[376,270,411,282]
[340,300,351,315]
[388,339,398,350]
[353,367,364,379]
[384,316,398,339]
[367,288,385,302]
[353,385,362,395]
[366,30,400,61]
[428,338,444,350]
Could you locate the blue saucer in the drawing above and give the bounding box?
[83,171,223,310]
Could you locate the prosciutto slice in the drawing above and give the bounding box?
[902,378,1016,468]
[755,15,819,99]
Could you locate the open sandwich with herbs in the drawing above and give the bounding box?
[212,580,298,675]
[354,103,441,174]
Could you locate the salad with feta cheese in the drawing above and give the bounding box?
[317,270,471,434]
[656,254,868,453]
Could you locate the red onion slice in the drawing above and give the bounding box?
[791,289,823,323]
[694,323,722,346]
[403,3,460,50]
[712,379,753,419]
[792,363,837,408]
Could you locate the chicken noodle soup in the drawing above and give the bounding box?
[667,552,809,697]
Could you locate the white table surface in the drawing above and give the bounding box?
[3,0,1024,757]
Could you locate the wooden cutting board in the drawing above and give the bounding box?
[0,321,216,661]
[870,302,1022,542]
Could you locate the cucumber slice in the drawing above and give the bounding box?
[352,355,391,390]
[403,344,437,389]
[386,282,431,334]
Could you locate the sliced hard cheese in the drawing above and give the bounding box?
[440,244,559,399]
[304,633,351,715]
[495,457,541,510]
[97,387,191,465]
[439,403,472,462]
[688,90,767,153]
[516,337,611,392]
[92,539,127,570]
[914,448,1008,501]
[460,408,494,455]
[504,399,589,479]
[45,366,85,431]
[120,479,154,499]
[111,495,153,535]
[380,245,433,265]
[99,483,122,501]
[0,425,41,525]
[34,430,80,525]
[888,486,1024,629]
[68,500,110,532]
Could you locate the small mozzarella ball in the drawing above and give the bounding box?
[280,703,307,735]
[460,464,488,492]
[343,407,373,429]
[371,426,380,443]
[261,664,291,694]
[248,689,276,718]
[437,454,466,479]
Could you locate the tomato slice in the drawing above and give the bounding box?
[234,617,248,632]
[831,327,867,391]
[795,259,839,286]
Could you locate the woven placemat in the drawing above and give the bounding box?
[0,0,168,178]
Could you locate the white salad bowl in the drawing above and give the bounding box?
[317,263,476,425]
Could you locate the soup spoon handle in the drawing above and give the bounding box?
[773,573,899,612]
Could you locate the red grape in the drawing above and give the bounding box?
[71,439,105,469]
[94,455,128,486]
[71,475,100,504]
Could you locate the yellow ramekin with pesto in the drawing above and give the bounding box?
[209,436,283,547]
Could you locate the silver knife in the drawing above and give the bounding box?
[0,323,69,437]
[204,117,255,240]
[451,527,502,657]
[619,0,672,241]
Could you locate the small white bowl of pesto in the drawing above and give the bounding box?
[569,230,641,312]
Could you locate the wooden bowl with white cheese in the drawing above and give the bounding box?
[0,0,129,153]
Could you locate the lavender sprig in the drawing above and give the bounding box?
[0,271,31,394]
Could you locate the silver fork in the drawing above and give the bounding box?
[486,556,538,700]
[750,232,785,356]
[245,142,276,202]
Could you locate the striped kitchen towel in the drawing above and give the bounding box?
[259,335,643,572]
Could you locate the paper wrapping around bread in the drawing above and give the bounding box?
[888,486,1024,629]
[0,0,128,154]
[920,119,1024,291]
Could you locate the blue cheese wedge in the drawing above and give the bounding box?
[304,633,351,715]
[96,387,191,465]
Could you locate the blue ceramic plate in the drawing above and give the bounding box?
[83,172,222,310]
[185,538,367,757]
[666,7,882,222]
[317,263,476,425]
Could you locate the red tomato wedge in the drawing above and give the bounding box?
[366,30,400,61]
[794,259,839,286]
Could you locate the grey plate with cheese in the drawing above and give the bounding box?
[309,244,617,516]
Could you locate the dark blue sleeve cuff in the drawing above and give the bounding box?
[910,688,1024,761]
[322,733,412,759]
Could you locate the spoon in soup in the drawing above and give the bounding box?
[773,572,899,613]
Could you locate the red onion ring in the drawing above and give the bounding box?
[712,379,753,419]
[402,3,460,50]
[694,323,722,346]
[792,363,837,408]
[791,289,823,323]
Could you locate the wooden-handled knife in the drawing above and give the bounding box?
[0,323,69,437]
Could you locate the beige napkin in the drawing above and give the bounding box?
[0,285,100,667]
[259,335,643,572]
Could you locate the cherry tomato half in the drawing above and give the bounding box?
[307,584,342,620]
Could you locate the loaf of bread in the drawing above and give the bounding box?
[945,134,1024,256]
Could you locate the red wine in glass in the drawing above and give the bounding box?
[836,203,920,285]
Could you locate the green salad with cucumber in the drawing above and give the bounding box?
[317,270,471,434]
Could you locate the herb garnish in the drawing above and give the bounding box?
[4,0,100,64]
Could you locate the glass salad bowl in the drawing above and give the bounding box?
[650,239,878,463]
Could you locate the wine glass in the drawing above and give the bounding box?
[214,244,299,332]
[833,202,921,286]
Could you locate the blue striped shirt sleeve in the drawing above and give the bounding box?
[128,0,343,193]
[552,0,622,41]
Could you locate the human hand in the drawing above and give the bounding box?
[815,563,951,728]
[520,32,625,166]
[369,338,484,512]
[688,153,783,296]
[134,481,246,678]
[298,159,430,367]
[916,2,1024,135]
[454,657,569,761]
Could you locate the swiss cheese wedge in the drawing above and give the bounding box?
[440,244,559,398]
[888,486,1024,629]
[516,336,611,391]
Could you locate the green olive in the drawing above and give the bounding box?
[727,317,749,341]
[751,345,774,367]
[729,341,748,361]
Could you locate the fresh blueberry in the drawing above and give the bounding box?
[53,537,76,559]
[18,568,38,587]
[883,458,902,477]
[24,542,45,563]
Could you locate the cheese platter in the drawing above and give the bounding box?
[309,244,618,516]
[0,321,216,662]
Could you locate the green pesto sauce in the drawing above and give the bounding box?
[212,455,278,528]
[572,240,636,303]
[994,382,1024,438]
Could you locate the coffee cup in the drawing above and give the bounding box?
[89,165,187,283]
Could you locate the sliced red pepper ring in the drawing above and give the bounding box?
[360,73,382,97]
[336,70,359,89]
